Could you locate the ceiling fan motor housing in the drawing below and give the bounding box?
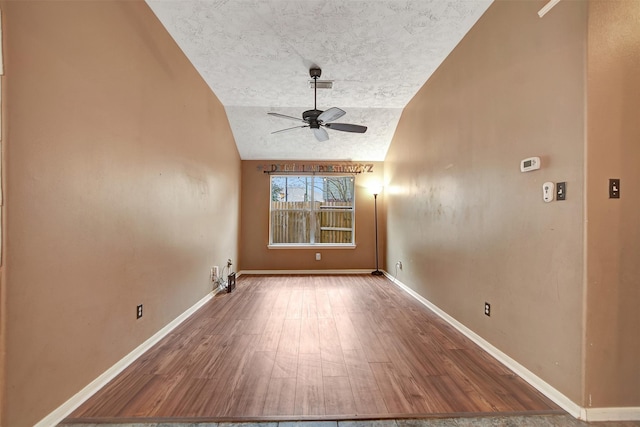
[303,109,322,128]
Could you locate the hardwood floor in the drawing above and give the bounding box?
[64,275,561,423]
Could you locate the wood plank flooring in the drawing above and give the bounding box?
[65,275,561,423]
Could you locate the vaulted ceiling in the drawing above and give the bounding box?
[146,0,493,161]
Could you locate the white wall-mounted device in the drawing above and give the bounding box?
[520,157,541,172]
[543,182,555,203]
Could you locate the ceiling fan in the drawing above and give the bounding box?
[268,68,367,142]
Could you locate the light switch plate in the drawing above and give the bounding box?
[609,179,620,198]
[556,182,566,201]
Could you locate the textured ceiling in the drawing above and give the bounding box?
[146,0,493,161]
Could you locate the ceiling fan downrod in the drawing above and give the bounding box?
[305,68,323,129]
[310,67,321,111]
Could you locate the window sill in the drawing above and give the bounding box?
[268,244,357,250]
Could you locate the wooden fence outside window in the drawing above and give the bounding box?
[270,201,353,244]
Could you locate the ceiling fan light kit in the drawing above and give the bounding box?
[268,68,367,142]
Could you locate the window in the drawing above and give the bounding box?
[270,175,355,246]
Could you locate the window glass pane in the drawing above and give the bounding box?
[270,175,354,246]
[321,176,354,203]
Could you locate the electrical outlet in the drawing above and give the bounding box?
[396,261,403,270]
[315,252,321,261]
[484,302,491,317]
[227,259,233,269]
[136,304,143,319]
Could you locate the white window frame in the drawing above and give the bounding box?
[268,174,356,248]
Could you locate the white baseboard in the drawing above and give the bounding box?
[584,407,640,422]
[238,269,372,275]
[384,272,640,422]
[35,288,220,427]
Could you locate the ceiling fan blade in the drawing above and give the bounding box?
[268,112,306,123]
[271,125,309,134]
[313,127,329,142]
[324,123,368,133]
[317,107,345,123]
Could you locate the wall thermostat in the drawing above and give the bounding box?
[520,156,541,172]
[543,181,555,203]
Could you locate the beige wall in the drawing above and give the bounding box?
[585,0,640,407]
[1,1,636,425]
[385,0,587,403]
[0,1,241,426]
[240,161,385,271]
